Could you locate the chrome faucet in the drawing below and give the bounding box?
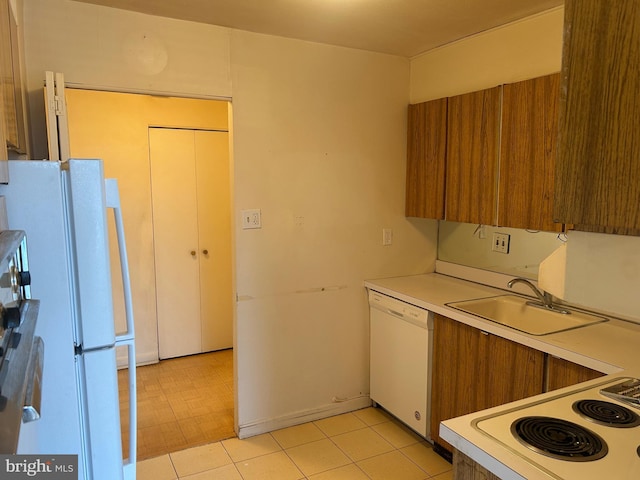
[507,277,570,314]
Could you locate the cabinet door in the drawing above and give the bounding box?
[446,87,501,225]
[484,333,545,407]
[405,99,447,218]
[431,314,487,447]
[546,356,604,392]
[0,0,19,152]
[555,0,640,231]
[195,131,233,352]
[431,314,545,452]
[499,74,562,232]
[150,128,202,359]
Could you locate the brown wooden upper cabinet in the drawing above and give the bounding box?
[499,73,563,232]
[446,87,501,225]
[406,78,563,232]
[0,0,27,160]
[405,98,447,218]
[555,0,640,232]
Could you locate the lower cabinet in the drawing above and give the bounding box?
[431,313,607,464]
[546,355,605,391]
[430,314,546,454]
[453,450,502,480]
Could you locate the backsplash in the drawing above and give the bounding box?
[563,230,640,323]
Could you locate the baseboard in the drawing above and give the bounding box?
[237,397,372,439]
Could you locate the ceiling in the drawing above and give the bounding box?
[72,0,563,58]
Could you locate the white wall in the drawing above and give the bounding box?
[409,6,640,323]
[410,7,564,103]
[21,0,438,437]
[229,30,436,435]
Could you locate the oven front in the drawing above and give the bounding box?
[0,230,42,454]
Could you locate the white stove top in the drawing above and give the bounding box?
[473,377,640,480]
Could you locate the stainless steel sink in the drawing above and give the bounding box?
[446,295,608,336]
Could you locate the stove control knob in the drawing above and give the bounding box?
[1,304,21,329]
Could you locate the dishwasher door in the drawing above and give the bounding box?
[369,290,433,438]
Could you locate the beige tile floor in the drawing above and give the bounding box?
[137,407,453,480]
[119,349,235,460]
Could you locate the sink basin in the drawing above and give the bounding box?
[446,295,608,336]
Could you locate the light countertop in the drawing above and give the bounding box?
[364,272,640,480]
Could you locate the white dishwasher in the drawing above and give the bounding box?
[369,289,433,438]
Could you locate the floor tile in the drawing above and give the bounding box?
[136,454,177,480]
[371,420,422,449]
[170,442,232,477]
[308,464,371,480]
[431,471,453,480]
[331,427,394,462]
[271,422,327,449]
[221,433,282,462]
[400,442,452,476]
[353,407,392,426]
[314,413,367,437]
[137,397,177,428]
[285,438,351,476]
[357,450,428,480]
[137,421,189,460]
[178,411,235,446]
[234,451,304,480]
[179,463,243,480]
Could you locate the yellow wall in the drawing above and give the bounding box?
[410,7,564,102]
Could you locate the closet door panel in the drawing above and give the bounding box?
[195,130,233,351]
[150,128,202,359]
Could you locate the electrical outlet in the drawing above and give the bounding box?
[492,233,510,254]
[241,209,262,229]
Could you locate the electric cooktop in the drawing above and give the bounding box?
[473,377,640,479]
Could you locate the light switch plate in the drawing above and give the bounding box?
[241,209,262,229]
[492,233,510,254]
[382,228,393,246]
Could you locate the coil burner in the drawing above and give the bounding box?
[573,399,640,428]
[511,416,608,462]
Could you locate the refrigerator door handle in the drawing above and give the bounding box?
[105,179,135,342]
[104,178,137,477]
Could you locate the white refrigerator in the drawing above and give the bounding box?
[0,159,137,480]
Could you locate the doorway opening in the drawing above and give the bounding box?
[64,88,236,460]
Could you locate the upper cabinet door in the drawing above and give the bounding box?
[405,98,447,219]
[555,0,640,231]
[446,87,501,225]
[499,73,563,232]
